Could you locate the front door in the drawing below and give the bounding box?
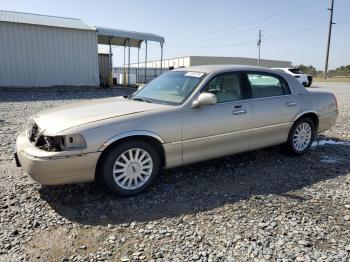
[182,72,252,165]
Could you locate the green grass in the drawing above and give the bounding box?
[313,77,350,83]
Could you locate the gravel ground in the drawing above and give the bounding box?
[0,83,350,262]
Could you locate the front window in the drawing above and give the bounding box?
[202,73,243,103]
[133,71,205,105]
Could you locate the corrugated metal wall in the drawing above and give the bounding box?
[0,22,99,87]
[131,56,291,69]
[190,56,292,68]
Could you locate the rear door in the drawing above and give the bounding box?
[245,72,301,150]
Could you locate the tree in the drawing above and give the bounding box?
[292,64,350,77]
[293,64,317,76]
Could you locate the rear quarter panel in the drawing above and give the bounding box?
[298,90,338,133]
[305,90,337,116]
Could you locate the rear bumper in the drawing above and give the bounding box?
[318,111,338,133]
[16,132,100,185]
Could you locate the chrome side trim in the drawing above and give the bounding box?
[20,150,89,161]
[293,110,318,122]
[99,131,165,152]
[171,122,290,145]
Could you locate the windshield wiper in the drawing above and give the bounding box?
[133,98,151,103]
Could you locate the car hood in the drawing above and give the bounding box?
[33,97,168,134]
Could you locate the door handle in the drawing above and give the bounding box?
[285,101,297,107]
[232,108,247,115]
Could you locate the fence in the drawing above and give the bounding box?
[113,67,169,84]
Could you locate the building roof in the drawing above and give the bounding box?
[96,26,165,47]
[0,10,94,31]
[173,65,260,73]
[141,55,291,64]
[174,64,276,74]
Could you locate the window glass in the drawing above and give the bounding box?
[134,71,205,105]
[203,73,242,103]
[247,73,290,98]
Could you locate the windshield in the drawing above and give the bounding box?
[133,71,205,105]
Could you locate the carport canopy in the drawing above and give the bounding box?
[95,26,165,85]
[96,26,164,47]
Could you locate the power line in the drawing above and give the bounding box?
[162,7,326,52]
[163,24,327,52]
[172,0,321,44]
[265,24,328,41]
[147,2,326,52]
[166,25,329,60]
[169,12,315,48]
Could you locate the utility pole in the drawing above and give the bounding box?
[324,0,335,79]
[257,29,263,66]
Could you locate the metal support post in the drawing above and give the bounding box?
[144,40,148,83]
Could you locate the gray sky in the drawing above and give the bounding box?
[2,0,350,69]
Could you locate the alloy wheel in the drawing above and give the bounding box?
[292,122,312,151]
[112,148,153,190]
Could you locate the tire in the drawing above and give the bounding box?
[101,140,160,196]
[306,76,313,87]
[286,117,315,155]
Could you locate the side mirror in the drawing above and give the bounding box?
[192,92,217,108]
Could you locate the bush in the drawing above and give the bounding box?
[293,64,350,77]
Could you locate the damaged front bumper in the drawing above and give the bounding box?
[15,132,100,185]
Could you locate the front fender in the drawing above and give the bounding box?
[98,130,165,151]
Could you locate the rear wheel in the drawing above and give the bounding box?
[286,117,315,155]
[306,76,313,87]
[101,140,160,196]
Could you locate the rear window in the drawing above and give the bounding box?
[247,73,291,98]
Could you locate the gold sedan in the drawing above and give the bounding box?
[15,65,338,196]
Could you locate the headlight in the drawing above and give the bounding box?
[61,134,86,151]
[36,134,86,151]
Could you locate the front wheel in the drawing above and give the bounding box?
[101,140,160,196]
[286,118,315,155]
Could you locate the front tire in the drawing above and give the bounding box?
[101,140,160,196]
[286,117,315,155]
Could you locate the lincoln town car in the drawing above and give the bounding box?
[15,65,338,196]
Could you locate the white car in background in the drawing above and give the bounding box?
[273,68,312,87]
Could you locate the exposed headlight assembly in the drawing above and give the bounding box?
[36,134,86,151]
[61,134,86,150]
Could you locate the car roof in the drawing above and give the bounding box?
[174,64,308,96]
[173,64,285,74]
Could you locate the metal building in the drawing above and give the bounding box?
[0,10,165,87]
[132,56,292,69]
[0,10,99,87]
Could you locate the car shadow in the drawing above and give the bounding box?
[39,136,350,225]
